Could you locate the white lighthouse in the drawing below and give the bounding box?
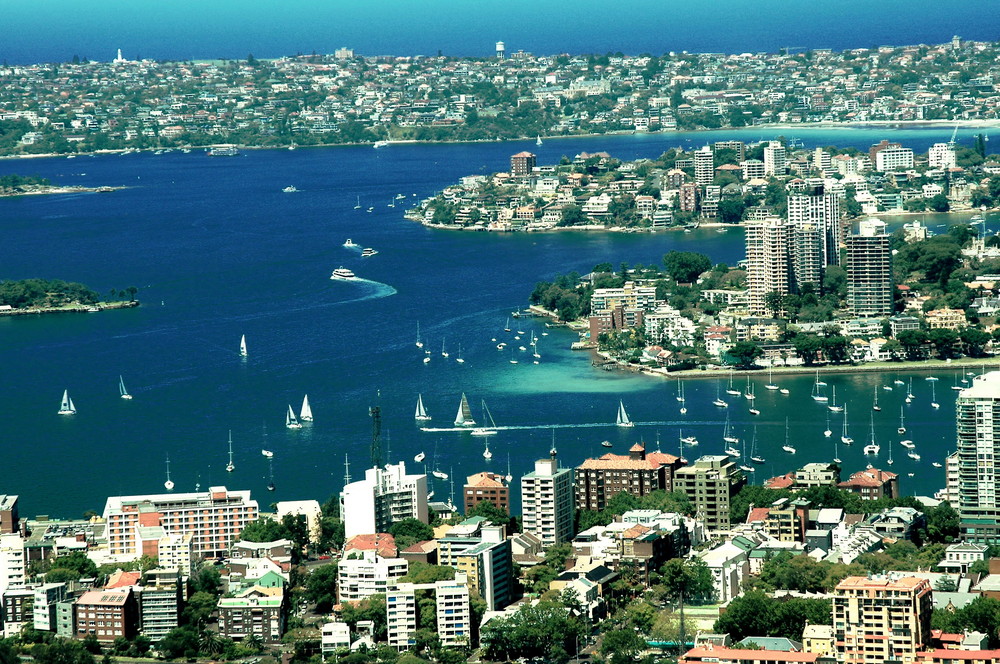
[113,49,126,64]
[495,41,505,60]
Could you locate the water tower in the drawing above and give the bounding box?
[496,41,505,60]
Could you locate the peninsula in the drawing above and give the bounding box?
[0,174,121,197]
[0,279,139,316]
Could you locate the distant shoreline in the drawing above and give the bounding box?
[0,300,139,317]
[0,185,123,198]
[3,118,1000,162]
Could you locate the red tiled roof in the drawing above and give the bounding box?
[747,507,771,523]
[105,570,141,589]
[839,468,897,488]
[344,533,398,558]
[765,473,795,489]
[916,649,1000,662]
[680,646,818,663]
[465,472,506,488]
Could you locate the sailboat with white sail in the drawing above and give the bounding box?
[300,395,313,422]
[454,393,476,427]
[119,375,132,400]
[739,438,754,473]
[811,371,828,402]
[58,389,76,415]
[782,418,796,453]
[765,368,778,391]
[723,413,739,445]
[750,427,765,464]
[415,394,431,421]
[285,404,303,430]
[226,431,235,472]
[239,334,247,358]
[828,385,843,412]
[616,400,634,427]
[471,400,498,437]
[726,369,742,397]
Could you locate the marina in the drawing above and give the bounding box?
[0,128,996,515]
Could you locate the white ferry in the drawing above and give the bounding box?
[330,267,357,280]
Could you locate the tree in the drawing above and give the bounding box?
[466,500,510,527]
[388,518,434,549]
[961,327,991,357]
[822,336,850,365]
[759,553,828,592]
[182,591,217,626]
[158,626,201,660]
[897,329,930,360]
[728,341,763,369]
[600,629,647,664]
[33,640,97,664]
[928,193,951,212]
[925,503,959,544]
[659,558,714,605]
[928,328,960,359]
[663,251,712,283]
[717,198,745,224]
[793,333,824,366]
[305,562,339,613]
[558,203,587,226]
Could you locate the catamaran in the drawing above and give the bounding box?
[164,455,174,491]
[616,400,634,427]
[240,334,248,358]
[863,414,880,456]
[471,400,499,437]
[226,430,235,472]
[58,389,76,415]
[300,395,313,422]
[285,404,303,430]
[415,394,431,421]
[897,406,906,435]
[841,405,854,444]
[119,375,132,400]
[454,393,476,427]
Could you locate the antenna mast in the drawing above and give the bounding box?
[369,390,382,468]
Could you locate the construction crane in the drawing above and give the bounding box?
[369,391,382,468]
[949,121,960,145]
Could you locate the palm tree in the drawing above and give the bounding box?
[243,633,264,653]
[199,631,224,656]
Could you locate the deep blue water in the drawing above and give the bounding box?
[0,126,994,518]
[3,0,1000,64]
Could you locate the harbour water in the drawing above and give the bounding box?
[0,126,995,517]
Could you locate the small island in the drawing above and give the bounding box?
[0,279,139,316]
[0,174,122,198]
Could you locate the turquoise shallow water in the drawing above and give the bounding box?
[0,127,994,517]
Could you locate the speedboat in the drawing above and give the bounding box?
[343,239,359,248]
[932,462,943,468]
[782,444,796,453]
[682,436,699,446]
[900,440,915,449]
[331,267,357,280]
[907,451,921,460]
[282,185,298,193]
[361,248,379,257]
[601,440,612,448]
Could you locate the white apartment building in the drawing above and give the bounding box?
[763,141,786,176]
[846,218,893,317]
[0,535,25,594]
[745,217,791,317]
[928,142,957,169]
[787,184,842,288]
[739,159,765,180]
[949,372,1000,542]
[103,487,258,560]
[875,145,914,171]
[590,281,659,314]
[321,622,351,655]
[157,532,194,576]
[387,574,471,651]
[340,461,428,539]
[521,454,574,547]
[694,146,714,186]
[337,550,409,603]
[643,305,697,347]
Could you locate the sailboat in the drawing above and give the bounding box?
[744,378,756,401]
[536,135,543,146]
[504,317,511,333]
[897,407,906,435]
[906,378,914,403]
[887,434,894,465]
[505,455,513,483]
[765,368,778,391]
[285,404,303,430]
[454,393,476,427]
[953,372,965,390]
[863,414,880,456]
[456,344,465,364]
[225,430,235,472]
[441,339,449,358]
[676,382,685,402]
[415,394,432,421]
[300,395,313,422]
[713,383,728,408]
[811,370,828,402]
[354,196,362,210]
[833,427,842,464]
[267,456,275,491]
[58,389,76,415]
[750,427,765,463]
[679,382,688,414]
[164,456,174,491]
[931,381,939,409]
[482,439,493,460]
[240,334,248,358]
[841,405,854,444]
[119,375,133,400]
[616,400,634,427]
[415,322,424,349]
[873,386,881,411]
[723,413,739,445]
[725,441,740,458]
[726,369,742,396]
[828,385,843,412]
[677,436,688,465]
[739,438,754,473]
[432,446,449,480]
[824,412,832,438]
[782,418,796,453]
[681,428,699,446]
[471,400,498,437]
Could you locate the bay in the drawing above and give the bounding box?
[0,126,992,517]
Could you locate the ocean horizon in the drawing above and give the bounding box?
[3,0,1000,65]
